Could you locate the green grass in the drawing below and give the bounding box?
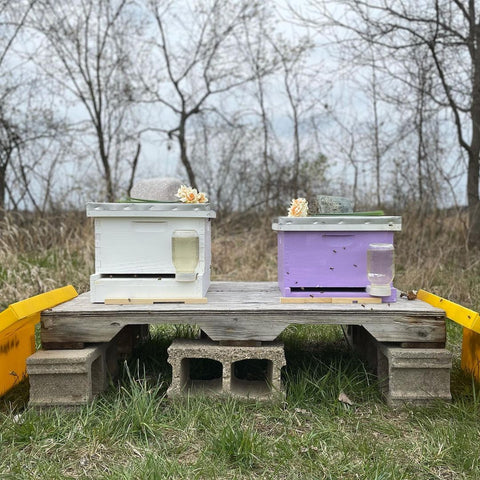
[1,325,480,479]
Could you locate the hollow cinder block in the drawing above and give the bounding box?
[167,339,286,399]
[377,345,452,407]
[27,345,108,407]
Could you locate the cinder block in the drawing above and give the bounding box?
[377,345,452,407]
[167,339,286,399]
[27,345,108,406]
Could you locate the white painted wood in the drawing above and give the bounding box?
[90,273,209,301]
[89,203,214,301]
[104,297,208,305]
[41,282,446,344]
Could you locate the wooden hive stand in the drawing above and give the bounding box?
[29,282,452,407]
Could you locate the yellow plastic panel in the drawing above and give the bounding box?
[461,328,480,383]
[0,317,37,396]
[417,290,480,334]
[0,285,78,397]
[7,285,78,326]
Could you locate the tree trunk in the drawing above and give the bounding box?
[0,163,6,212]
[371,60,382,208]
[467,150,480,248]
[467,19,480,249]
[178,115,197,189]
[96,125,115,202]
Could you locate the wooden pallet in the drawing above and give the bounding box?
[280,297,382,304]
[41,282,446,346]
[105,297,208,305]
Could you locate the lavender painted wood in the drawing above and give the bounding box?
[277,230,396,301]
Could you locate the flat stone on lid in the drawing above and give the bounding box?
[130,177,183,202]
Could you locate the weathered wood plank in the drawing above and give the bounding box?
[40,281,446,346]
[46,283,443,314]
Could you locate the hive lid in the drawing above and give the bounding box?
[86,202,216,218]
[272,216,401,231]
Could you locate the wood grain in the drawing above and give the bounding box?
[41,281,446,346]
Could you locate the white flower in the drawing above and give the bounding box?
[175,185,208,204]
[197,192,208,203]
[288,198,308,217]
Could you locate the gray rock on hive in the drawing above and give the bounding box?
[130,177,183,202]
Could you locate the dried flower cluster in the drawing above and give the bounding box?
[176,185,208,204]
[288,198,308,217]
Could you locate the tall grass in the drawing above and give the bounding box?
[0,211,93,308]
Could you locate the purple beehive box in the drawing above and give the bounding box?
[272,216,402,302]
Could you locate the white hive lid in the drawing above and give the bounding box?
[272,216,401,232]
[86,202,216,218]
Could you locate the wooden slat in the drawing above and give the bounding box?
[281,297,382,304]
[281,297,332,304]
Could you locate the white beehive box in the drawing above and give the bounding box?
[87,202,216,303]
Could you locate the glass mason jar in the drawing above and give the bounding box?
[367,243,394,297]
[172,230,199,282]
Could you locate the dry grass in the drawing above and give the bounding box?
[211,212,278,282]
[0,208,478,311]
[395,211,480,310]
[0,211,94,308]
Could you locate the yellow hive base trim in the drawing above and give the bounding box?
[281,297,382,304]
[461,328,480,383]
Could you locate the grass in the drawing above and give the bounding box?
[0,209,480,478]
[1,325,479,479]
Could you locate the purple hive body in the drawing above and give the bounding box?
[277,230,397,302]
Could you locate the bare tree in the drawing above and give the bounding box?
[307,0,480,247]
[141,0,266,190]
[30,0,142,202]
[0,0,38,210]
[269,34,319,199]
[238,6,281,206]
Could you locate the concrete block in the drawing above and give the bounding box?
[377,345,452,407]
[27,345,108,407]
[167,339,286,400]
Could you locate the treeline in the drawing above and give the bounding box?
[0,0,479,246]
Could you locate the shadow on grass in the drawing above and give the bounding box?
[0,378,30,413]
[119,324,381,408]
